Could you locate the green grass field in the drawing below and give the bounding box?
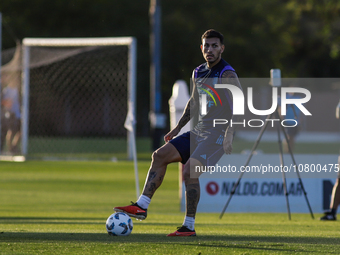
[24,136,340,161]
[1,159,340,254]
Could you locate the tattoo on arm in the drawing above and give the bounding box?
[176,80,199,130]
[177,98,193,129]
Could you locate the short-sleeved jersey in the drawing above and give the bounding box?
[193,58,235,134]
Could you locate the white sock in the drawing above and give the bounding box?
[183,216,195,231]
[136,195,151,210]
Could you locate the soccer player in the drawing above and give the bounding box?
[319,168,340,221]
[1,75,21,154]
[320,101,340,221]
[114,29,242,236]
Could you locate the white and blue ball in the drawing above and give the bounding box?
[106,212,133,236]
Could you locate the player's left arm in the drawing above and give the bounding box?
[164,72,199,142]
[220,70,243,154]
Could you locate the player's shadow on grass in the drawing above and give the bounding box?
[1,232,339,246]
[0,217,183,226]
[2,232,339,254]
[1,217,339,253]
[0,217,104,225]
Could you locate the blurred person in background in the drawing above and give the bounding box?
[1,71,21,154]
[319,100,340,220]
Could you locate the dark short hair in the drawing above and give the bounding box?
[201,29,224,44]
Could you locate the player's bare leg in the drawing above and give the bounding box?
[320,177,340,220]
[167,158,202,236]
[320,156,340,221]
[10,131,21,153]
[5,130,13,152]
[141,142,182,198]
[183,158,202,218]
[330,178,340,210]
[114,142,181,220]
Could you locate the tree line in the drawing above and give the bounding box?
[1,0,339,135]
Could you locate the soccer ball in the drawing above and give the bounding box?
[106,212,133,236]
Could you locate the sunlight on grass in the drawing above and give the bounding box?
[1,160,340,254]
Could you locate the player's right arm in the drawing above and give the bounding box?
[164,72,198,142]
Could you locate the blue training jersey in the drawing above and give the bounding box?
[193,58,235,133]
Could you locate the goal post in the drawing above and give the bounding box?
[20,37,137,159]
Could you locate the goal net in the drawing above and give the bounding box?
[1,37,136,160]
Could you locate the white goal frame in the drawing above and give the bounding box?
[21,37,137,159]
